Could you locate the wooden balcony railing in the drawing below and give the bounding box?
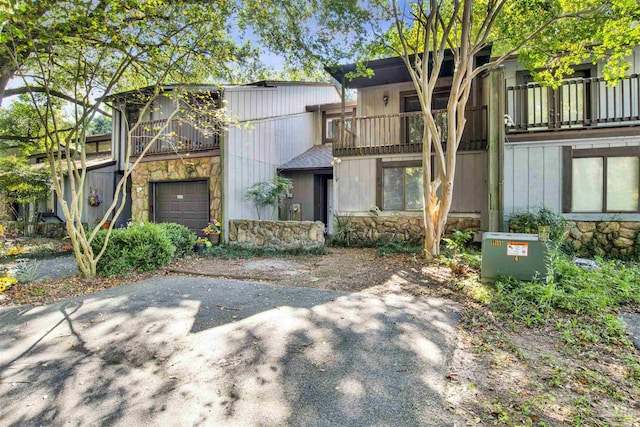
[130,118,221,156]
[333,107,487,157]
[506,74,640,132]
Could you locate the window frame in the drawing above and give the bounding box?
[399,89,450,145]
[376,159,426,211]
[562,146,640,214]
[322,108,355,144]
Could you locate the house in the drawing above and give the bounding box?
[502,47,640,255]
[325,47,497,242]
[0,133,116,235]
[108,81,341,238]
[326,46,640,253]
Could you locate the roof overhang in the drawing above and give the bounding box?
[325,45,493,89]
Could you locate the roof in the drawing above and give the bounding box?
[326,46,493,89]
[278,144,333,171]
[306,100,357,112]
[106,81,337,102]
[32,154,115,173]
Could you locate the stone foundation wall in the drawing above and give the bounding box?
[131,157,221,223]
[566,221,640,258]
[229,220,325,249]
[344,215,481,242]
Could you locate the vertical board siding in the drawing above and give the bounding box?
[503,139,640,219]
[336,152,486,214]
[226,113,317,220]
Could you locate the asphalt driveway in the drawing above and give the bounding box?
[0,276,460,426]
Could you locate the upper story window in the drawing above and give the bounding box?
[401,90,450,144]
[323,109,354,144]
[564,146,640,213]
[514,66,595,130]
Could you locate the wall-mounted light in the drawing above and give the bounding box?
[382,94,389,106]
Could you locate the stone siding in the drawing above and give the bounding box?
[229,220,325,249]
[344,215,481,242]
[131,157,221,223]
[566,221,640,258]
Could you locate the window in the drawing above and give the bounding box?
[564,146,640,213]
[377,160,424,211]
[323,109,354,144]
[518,68,593,129]
[401,91,449,144]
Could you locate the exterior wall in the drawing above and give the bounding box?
[335,151,487,216]
[130,156,221,223]
[225,114,316,221]
[281,171,315,221]
[343,215,481,243]
[55,163,117,225]
[503,137,640,223]
[228,219,325,249]
[223,84,340,230]
[566,221,640,258]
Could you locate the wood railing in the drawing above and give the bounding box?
[506,74,640,132]
[333,107,487,157]
[130,118,221,156]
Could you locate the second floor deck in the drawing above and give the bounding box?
[130,117,221,157]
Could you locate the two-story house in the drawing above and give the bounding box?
[108,81,341,238]
[325,47,496,242]
[326,46,640,252]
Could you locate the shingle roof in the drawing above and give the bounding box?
[279,144,333,170]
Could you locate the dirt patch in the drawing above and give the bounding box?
[172,247,423,292]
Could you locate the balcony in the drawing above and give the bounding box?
[506,74,640,133]
[332,107,487,157]
[130,118,221,156]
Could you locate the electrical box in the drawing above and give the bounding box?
[481,232,548,282]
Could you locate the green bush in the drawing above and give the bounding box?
[91,223,175,276]
[156,222,197,258]
[508,207,567,242]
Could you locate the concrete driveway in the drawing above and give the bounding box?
[0,277,460,427]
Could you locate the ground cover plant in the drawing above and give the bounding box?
[201,244,327,259]
[435,238,640,426]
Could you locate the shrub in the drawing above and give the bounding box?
[156,223,197,258]
[508,207,567,242]
[91,223,175,276]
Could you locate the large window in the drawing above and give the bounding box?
[323,109,354,144]
[564,147,640,213]
[401,91,449,145]
[377,160,424,211]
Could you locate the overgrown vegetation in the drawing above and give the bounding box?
[201,244,327,259]
[508,207,568,242]
[91,223,175,277]
[156,223,197,258]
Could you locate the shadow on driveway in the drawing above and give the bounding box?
[0,276,460,426]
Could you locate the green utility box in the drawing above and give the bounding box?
[481,232,548,282]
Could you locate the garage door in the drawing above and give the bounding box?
[153,180,209,233]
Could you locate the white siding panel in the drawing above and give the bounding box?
[527,146,544,208]
[543,146,562,211]
[225,113,317,220]
[503,145,515,217]
[512,148,530,211]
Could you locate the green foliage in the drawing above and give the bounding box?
[91,223,174,277]
[331,215,356,247]
[494,251,640,332]
[376,241,422,256]
[508,207,567,242]
[244,177,293,219]
[156,223,197,258]
[87,115,112,135]
[202,244,326,259]
[442,230,474,256]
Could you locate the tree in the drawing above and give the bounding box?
[1,1,246,277]
[249,0,639,258]
[0,157,52,235]
[87,116,112,136]
[245,177,293,220]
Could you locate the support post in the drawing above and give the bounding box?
[487,66,505,232]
